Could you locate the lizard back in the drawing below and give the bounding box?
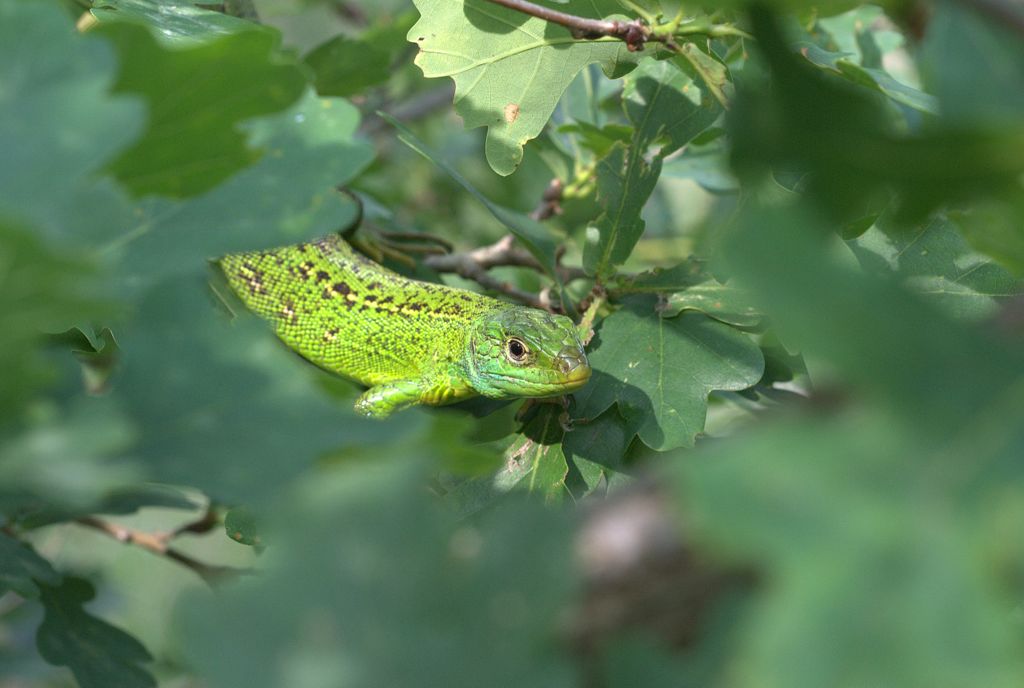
[220,234,504,386]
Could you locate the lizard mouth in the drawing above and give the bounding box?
[559,363,592,391]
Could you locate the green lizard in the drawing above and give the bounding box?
[220,234,591,418]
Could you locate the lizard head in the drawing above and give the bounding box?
[466,306,591,399]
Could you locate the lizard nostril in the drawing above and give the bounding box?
[557,347,588,374]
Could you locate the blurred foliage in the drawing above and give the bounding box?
[2,0,1023,686]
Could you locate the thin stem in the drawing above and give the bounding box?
[75,517,248,586]
[425,236,550,310]
[616,0,658,24]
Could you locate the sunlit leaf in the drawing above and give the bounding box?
[409,0,643,175]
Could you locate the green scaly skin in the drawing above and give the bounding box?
[220,234,591,418]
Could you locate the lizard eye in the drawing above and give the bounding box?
[506,338,529,362]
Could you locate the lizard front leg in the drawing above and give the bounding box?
[354,379,427,419]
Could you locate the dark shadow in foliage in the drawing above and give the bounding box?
[729,7,1024,228]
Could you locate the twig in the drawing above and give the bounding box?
[425,237,550,309]
[486,0,651,50]
[424,235,586,284]
[331,1,369,26]
[75,517,247,586]
[171,505,221,538]
[530,179,564,221]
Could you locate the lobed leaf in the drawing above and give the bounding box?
[850,214,1024,320]
[0,533,61,599]
[574,298,764,450]
[37,577,157,688]
[409,0,643,175]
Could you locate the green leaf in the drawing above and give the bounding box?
[0,0,143,240]
[563,407,632,493]
[408,0,642,175]
[672,416,1024,688]
[674,45,731,112]
[662,280,762,327]
[720,203,1024,437]
[920,0,1024,125]
[611,260,707,293]
[50,327,120,395]
[585,55,723,278]
[0,221,108,419]
[383,114,565,296]
[90,0,257,44]
[94,20,307,197]
[37,577,156,688]
[304,35,392,97]
[950,197,1024,276]
[731,8,1024,225]
[500,406,569,499]
[622,56,724,156]
[13,483,198,531]
[660,137,739,193]
[224,507,264,547]
[0,400,139,520]
[179,459,577,688]
[796,41,938,114]
[0,533,61,599]
[110,274,421,503]
[574,299,764,450]
[850,214,1023,320]
[583,143,662,278]
[105,91,373,293]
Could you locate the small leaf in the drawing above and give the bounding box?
[37,577,156,688]
[797,41,938,115]
[563,407,632,493]
[575,299,764,450]
[225,506,264,548]
[0,533,61,599]
[499,406,569,500]
[662,280,763,327]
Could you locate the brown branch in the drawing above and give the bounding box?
[75,517,247,586]
[425,235,586,282]
[425,236,550,309]
[485,0,652,51]
[530,179,564,221]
